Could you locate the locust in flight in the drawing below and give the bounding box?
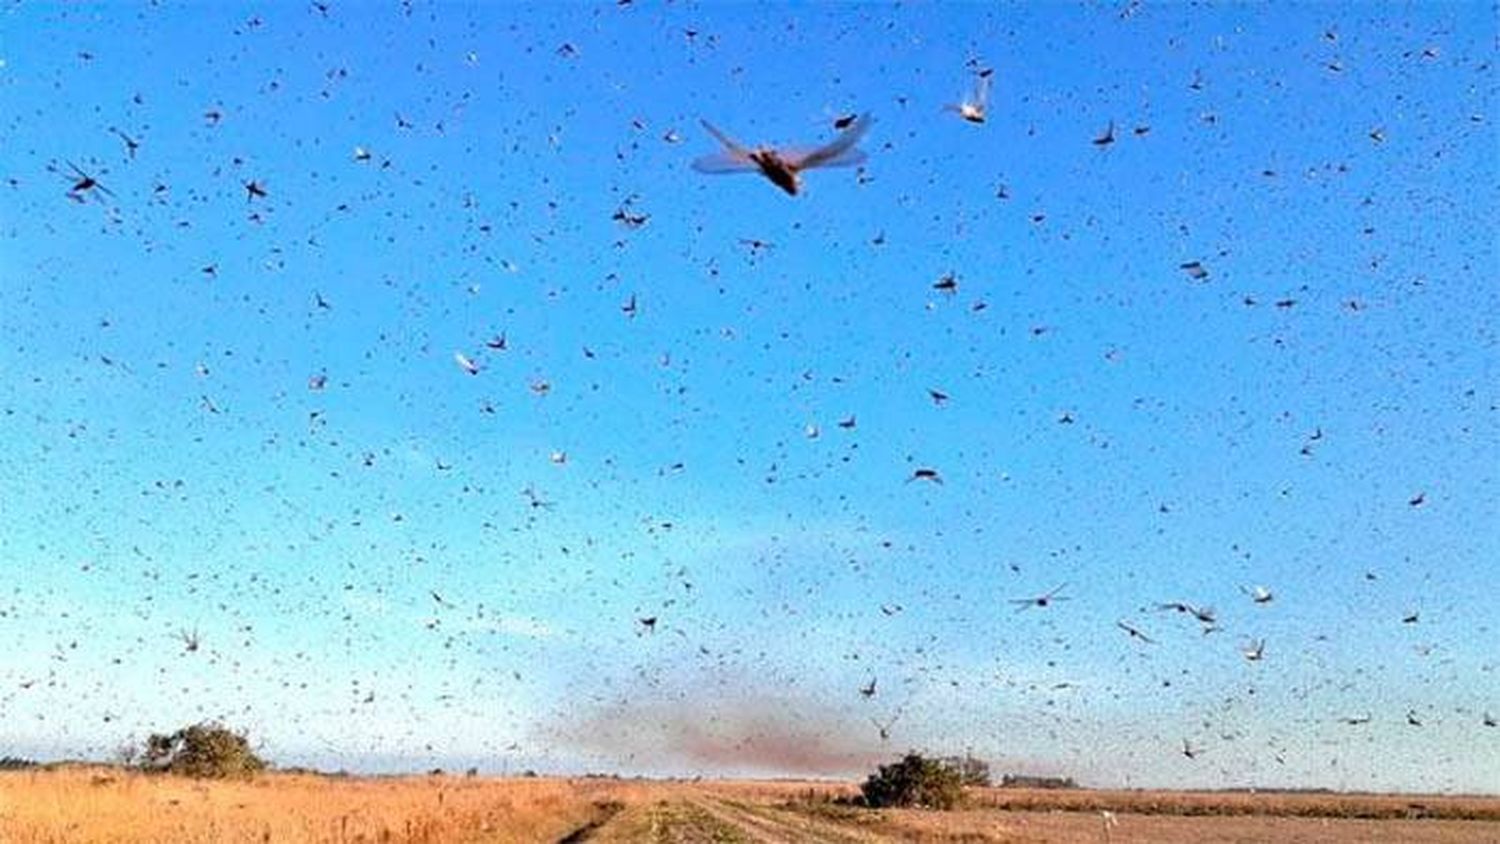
[693,114,872,195]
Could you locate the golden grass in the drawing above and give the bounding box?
[3,769,1497,843]
[0,767,636,843]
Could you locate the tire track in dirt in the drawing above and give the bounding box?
[555,799,626,842]
[686,797,883,843]
[583,798,755,843]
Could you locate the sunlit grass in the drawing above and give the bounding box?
[0,767,631,843]
[3,769,1496,843]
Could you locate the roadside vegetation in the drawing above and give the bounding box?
[131,722,267,779]
[859,752,978,809]
[1,767,1497,843]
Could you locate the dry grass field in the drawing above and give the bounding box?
[2,767,1497,843]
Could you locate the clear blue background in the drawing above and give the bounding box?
[1,1,1496,792]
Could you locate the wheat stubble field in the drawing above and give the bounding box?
[3,768,1498,843]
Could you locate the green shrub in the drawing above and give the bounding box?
[860,752,966,810]
[141,722,267,778]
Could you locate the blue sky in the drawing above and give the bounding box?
[1,2,1496,792]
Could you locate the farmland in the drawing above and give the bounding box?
[2,768,1497,843]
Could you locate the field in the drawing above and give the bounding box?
[2,768,1498,843]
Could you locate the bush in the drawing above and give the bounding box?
[141,722,267,778]
[860,752,967,810]
[941,753,992,787]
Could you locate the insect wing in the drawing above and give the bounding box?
[700,119,751,156]
[785,145,866,170]
[790,114,872,170]
[691,151,760,174]
[694,119,760,174]
[974,71,992,110]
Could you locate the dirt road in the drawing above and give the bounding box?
[582,795,884,843]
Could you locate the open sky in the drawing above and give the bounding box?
[1,2,1496,793]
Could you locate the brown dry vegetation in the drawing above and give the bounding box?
[2,768,1498,843]
[962,785,1500,821]
[868,808,1500,844]
[0,767,637,843]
